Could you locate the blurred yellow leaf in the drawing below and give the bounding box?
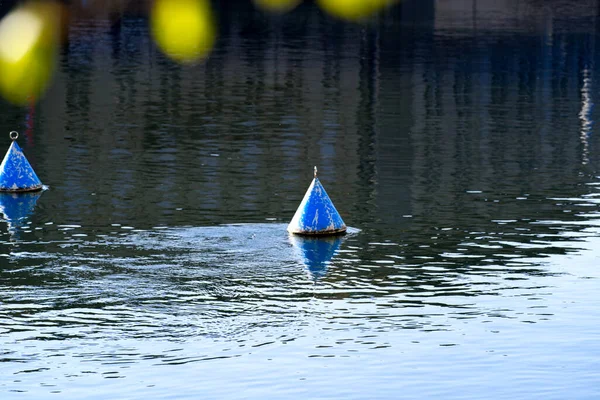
[0,1,62,105]
[317,0,393,21]
[151,0,216,64]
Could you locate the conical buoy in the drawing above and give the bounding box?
[287,166,346,235]
[0,131,43,192]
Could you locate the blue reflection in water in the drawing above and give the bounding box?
[289,233,344,279]
[0,190,43,236]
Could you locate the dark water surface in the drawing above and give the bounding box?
[2,1,600,398]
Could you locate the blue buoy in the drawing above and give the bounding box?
[287,166,346,235]
[0,131,43,192]
[289,234,343,280]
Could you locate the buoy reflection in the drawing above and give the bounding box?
[289,233,343,280]
[0,190,43,237]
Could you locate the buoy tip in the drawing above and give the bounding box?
[9,131,18,140]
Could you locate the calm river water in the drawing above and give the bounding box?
[1,1,600,399]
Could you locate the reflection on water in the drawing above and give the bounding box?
[0,190,43,238]
[580,67,594,165]
[1,1,600,399]
[289,231,346,279]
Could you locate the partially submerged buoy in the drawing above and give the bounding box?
[287,166,346,235]
[0,131,43,192]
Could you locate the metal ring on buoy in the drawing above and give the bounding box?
[9,131,18,140]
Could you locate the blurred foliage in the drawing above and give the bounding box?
[317,0,397,21]
[150,0,216,64]
[0,1,63,105]
[0,0,399,105]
